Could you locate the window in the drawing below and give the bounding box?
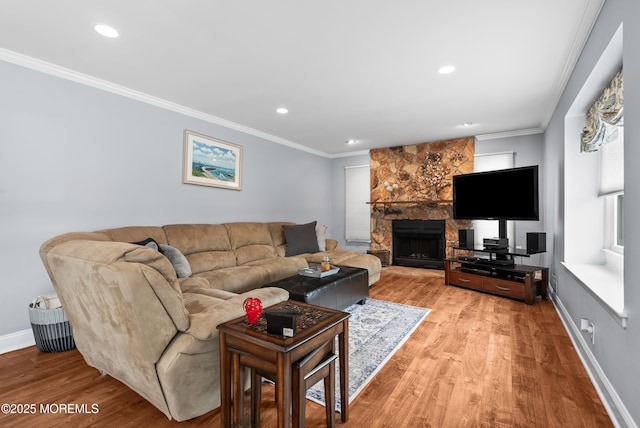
[616,194,624,247]
[345,165,371,242]
[562,26,625,324]
[600,127,624,257]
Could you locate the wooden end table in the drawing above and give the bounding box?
[218,300,350,428]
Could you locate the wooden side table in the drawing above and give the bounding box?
[218,301,350,428]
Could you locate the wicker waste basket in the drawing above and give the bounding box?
[28,295,75,353]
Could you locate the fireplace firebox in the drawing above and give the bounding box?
[392,219,446,269]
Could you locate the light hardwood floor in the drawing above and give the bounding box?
[0,268,612,427]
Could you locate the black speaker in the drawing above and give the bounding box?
[458,229,474,249]
[526,232,546,253]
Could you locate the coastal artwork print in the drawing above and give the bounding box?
[183,130,242,190]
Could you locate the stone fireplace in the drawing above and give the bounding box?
[369,138,475,266]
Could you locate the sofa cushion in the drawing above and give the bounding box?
[164,224,236,274]
[243,256,309,282]
[193,265,271,293]
[185,251,238,274]
[164,224,231,254]
[182,287,289,341]
[178,276,211,291]
[304,249,382,286]
[283,221,320,256]
[236,244,278,265]
[225,222,278,264]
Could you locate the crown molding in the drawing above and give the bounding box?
[329,149,370,159]
[475,128,543,141]
[539,0,605,129]
[0,48,332,158]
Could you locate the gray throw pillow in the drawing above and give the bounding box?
[159,244,192,278]
[283,221,320,256]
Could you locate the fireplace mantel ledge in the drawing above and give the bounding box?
[368,200,453,210]
[367,200,453,205]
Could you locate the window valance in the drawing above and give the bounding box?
[580,68,624,152]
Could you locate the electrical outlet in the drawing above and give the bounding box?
[580,318,595,344]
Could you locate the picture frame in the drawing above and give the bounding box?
[183,130,242,190]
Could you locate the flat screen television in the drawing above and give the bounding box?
[453,165,539,222]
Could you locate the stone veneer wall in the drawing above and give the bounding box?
[369,137,475,261]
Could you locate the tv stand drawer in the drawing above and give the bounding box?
[482,277,525,300]
[448,271,483,291]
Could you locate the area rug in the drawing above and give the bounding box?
[306,298,431,411]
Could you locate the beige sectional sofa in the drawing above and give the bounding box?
[39,221,381,421]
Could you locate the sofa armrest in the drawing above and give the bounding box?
[325,239,338,251]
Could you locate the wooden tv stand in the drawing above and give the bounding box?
[444,248,548,305]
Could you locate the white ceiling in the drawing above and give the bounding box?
[0,1,603,156]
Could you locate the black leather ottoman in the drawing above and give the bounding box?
[262,266,368,311]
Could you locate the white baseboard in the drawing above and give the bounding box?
[551,291,636,428]
[0,329,35,355]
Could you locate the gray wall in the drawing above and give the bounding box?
[543,0,639,425]
[0,59,332,337]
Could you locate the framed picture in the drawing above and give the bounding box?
[183,130,242,190]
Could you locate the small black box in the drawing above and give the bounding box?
[458,229,474,249]
[526,232,546,253]
[265,310,299,337]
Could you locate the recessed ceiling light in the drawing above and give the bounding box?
[276,107,289,114]
[459,122,475,127]
[438,65,456,74]
[346,139,358,145]
[95,24,119,38]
